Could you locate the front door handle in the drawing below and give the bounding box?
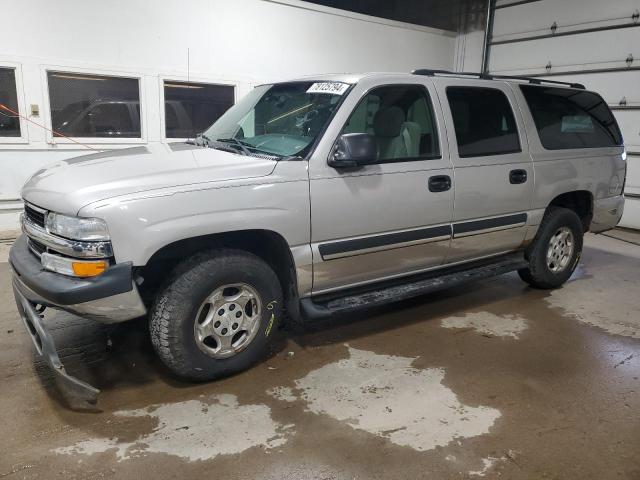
[428,175,452,192]
[509,169,528,184]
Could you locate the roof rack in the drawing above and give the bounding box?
[411,69,586,90]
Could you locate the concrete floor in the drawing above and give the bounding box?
[1,233,639,479]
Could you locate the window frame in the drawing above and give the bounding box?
[0,62,28,144]
[41,65,146,145]
[331,83,442,165]
[445,85,523,159]
[519,84,623,152]
[158,75,238,142]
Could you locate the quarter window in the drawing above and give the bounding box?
[520,85,622,150]
[163,81,235,138]
[446,87,521,158]
[0,67,21,137]
[47,71,141,138]
[341,85,440,162]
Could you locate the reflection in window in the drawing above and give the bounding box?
[164,81,234,138]
[47,71,140,138]
[446,87,521,158]
[0,68,21,137]
[520,85,622,150]
[342,84,440,162]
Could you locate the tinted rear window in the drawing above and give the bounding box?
[520,85,622,150]
[446,87,521,158]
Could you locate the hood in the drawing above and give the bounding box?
[21,143,278,215]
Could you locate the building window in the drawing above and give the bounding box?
[47,71,141,138]
[164,81,234,138]
[446,87,521,158]
[0,67,21,137]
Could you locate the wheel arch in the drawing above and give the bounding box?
[137,229,300,318]
[547,190,593,232]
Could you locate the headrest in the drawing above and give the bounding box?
[373,106,405,138]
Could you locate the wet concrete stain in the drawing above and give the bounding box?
[440,312,528,338]
[1,233,640,479]
[274,346,501,452]
[53,394,293,461]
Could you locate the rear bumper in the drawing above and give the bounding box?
[591,194,625,233]
[9,235,146,323]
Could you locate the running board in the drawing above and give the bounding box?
[301,253,529,320]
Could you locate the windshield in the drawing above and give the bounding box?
[202,81,349,158]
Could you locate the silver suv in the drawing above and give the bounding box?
[10,70,626,403]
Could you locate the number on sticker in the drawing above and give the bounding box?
[306,82,350,95]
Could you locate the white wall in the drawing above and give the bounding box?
[0,0,456,230]
[489,0,640,229]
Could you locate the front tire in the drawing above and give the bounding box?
[518,207,583,289]
[150,249,282,381]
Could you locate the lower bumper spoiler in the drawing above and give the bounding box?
[13,282,100,407]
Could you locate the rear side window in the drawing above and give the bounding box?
[446,87,521,158]
[520,85,622,150]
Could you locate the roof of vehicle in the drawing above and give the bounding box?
[284,70,586,90]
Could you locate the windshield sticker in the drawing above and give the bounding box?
[306,82,350,95]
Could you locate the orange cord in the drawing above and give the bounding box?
[0,103,97,150]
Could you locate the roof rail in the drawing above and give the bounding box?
[411,69,585,90]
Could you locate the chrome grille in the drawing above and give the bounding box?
[24,203,46,228]
[28,238,47,257]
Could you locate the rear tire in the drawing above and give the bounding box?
[149,249,282,381]
[518,207,583,289]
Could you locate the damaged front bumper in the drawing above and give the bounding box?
[13,283,101,405]
[10,235,147,405]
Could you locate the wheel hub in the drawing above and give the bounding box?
[193,284,262,359]
[546,226,574,273]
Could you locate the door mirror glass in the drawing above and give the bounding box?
[329,133,377,168]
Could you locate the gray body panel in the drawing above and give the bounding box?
[18,72,625,313]
[308,75,454,294]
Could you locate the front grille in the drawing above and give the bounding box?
[28,238,47,257]
[25,203,46,228]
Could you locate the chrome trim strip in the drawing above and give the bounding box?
[318,224,452,260]
[27,240,43,259]
[321,234,451,260]
[453,222,527,238]
[21,215,113,259]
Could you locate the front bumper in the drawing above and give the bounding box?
[10,235,146,323]
[13,283,100,405]
[591,194,625,233]
[10,235,147,406]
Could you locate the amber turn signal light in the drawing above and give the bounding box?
[72,260,108,277]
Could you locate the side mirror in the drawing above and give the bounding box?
[328,133,377,168]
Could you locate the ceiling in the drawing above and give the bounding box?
[304,0,488,32]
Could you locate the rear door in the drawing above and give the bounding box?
[308,77,454,294]
[435,80,534,263]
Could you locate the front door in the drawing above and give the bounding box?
[434,80,534,263]
[308,79,454,295]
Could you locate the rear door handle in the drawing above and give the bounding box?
[509,169,528,184]
[428,175,452,192]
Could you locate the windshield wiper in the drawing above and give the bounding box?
[215,138,252,156]
[186,133,214,147]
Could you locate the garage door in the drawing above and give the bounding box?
[487,0,640,229]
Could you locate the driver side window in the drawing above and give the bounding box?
[342,85,440,162]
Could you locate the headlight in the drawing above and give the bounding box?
[46,212,110,241]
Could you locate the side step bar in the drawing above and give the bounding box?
[301,253,529,320]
